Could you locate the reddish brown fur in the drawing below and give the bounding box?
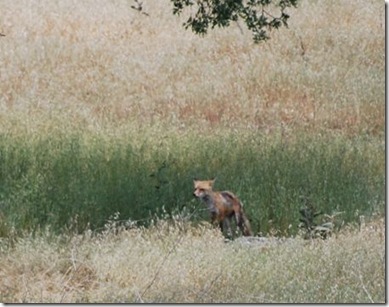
[193,179,253,237]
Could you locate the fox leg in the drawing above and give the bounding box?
[218,220,224,232]
[211,213,220,229]
[223,218,234,238]
[235,212,244,235]
[235,210,253,236]
[218,219,231,237]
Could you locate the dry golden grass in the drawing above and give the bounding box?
[0,218,384,303]
[0,0,384,139]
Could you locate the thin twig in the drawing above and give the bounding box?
[138,206,201,302]
[235,20,244,35]
[196,271,223,301]
[359,274,374,303]
[138,234,184,301]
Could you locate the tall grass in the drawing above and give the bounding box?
[0,0,384,303]
[0,0,383,135]
[0,0,384,235]
[0,129,384,235]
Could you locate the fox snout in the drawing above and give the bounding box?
[193,188,206,198]
[193,189,201,198]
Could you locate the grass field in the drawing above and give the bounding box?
[0,218,385,303]
[0,0,385,303]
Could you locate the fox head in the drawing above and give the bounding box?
[193,178,215,198]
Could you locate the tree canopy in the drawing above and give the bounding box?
[170,0,299,43]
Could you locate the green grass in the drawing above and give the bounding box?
[0,129,384,236]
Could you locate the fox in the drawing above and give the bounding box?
[193,178,253,237]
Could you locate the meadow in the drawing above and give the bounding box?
[0,217,385,303]
[0,0,385,303]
